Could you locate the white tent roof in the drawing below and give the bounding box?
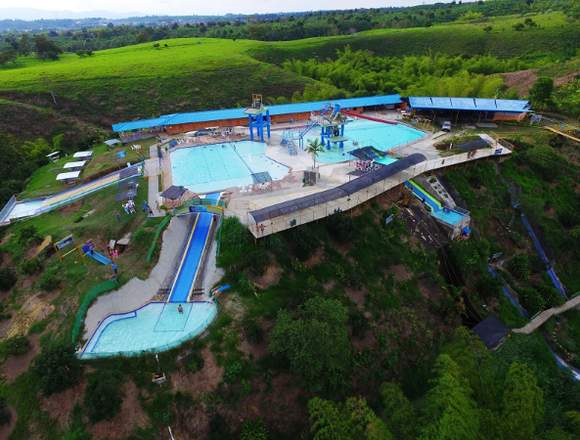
[56,171,81,181]
[63,161,87,169]
[73,151,93,159]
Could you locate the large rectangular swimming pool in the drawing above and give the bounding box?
[305,119,425,164]
[171,141,288,194]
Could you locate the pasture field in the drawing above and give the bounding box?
[0,12,576,123]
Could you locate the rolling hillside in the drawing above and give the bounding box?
[0,11,576,129]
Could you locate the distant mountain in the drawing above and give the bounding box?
[0,8,140,20]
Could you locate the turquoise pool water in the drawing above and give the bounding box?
[171,141,288,194]
[81,301,217,359]
[431,208,464,226]
[305,119,424,164]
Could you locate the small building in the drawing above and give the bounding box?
[46,151,61,162]
[160,185,194,208]
[472,315,509,350]
[104,139,122,148]
[56,170,81,184]
[62,161,87,172]
[408,97,531,123]
[73,151,93,160]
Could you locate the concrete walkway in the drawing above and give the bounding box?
[83,216,190,339]
[513,295,580,335]
[145,145,164,217]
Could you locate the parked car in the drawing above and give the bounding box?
[441,121,452,132]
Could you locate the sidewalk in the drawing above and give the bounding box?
[146,145,164,217]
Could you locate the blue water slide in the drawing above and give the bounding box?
[519,212,567,299]
[168,212,213,303]
[89,251,113,265]
[404,181,441,212]
[487,265,529,318]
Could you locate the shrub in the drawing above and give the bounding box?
[185,351,205,373]
[0,397,11,426]
[508,254,530,281]
[38,267,62,291]
[519,287,545,316]
[240,418,268,440]
[17,225,41,246]
[33,343,82,395]
[0,267,16,291]
[2,335,30,356]
[84,370,123,422]
[20,257,43,275]
[243,317,264,344]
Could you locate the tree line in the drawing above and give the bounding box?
[0,0,577,55]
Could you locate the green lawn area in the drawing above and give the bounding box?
[20,141,151,199]
[0,12,574,124]
[1,177,162,338]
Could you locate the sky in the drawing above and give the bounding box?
[0,1,447,18]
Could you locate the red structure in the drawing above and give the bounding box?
[341,110,397,125]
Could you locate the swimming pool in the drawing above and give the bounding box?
[305,119,424,164]
[81,301,217,359]
[171,142,288,194]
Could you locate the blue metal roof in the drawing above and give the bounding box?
[112,94,402,132]
[408,96,530,113]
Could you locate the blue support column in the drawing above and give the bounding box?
[248,115,254,141]
[266,110,271,139]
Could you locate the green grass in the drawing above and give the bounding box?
[0,178,156,338]
[250,12,577,63]
[0,12,575,125]
[20,142,148,198]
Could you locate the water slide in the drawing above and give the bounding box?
[487,265,529,318]
[0,164,142,224]
[341,110,397,125]
[87,250,113,265]
[519,212,567,299]
[405,180,442,212]
[168,211,214,303]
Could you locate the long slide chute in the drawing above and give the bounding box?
[341,110,398,125]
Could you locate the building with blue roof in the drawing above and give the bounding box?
[112,94,403,137]
[407,96,531,122]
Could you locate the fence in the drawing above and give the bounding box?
[71,279,120,345]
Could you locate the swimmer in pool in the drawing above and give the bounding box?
[177,304,184,314]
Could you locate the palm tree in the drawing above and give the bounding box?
[306,138,324,170]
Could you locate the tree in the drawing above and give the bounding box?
[306,138,325,170]
[0,397,11,426]
[34,35,63,60]
[0,268,17,291]
[32,343,82,395]
[529,76,554,110]
[501,362,544,440]
[269,296,351,391]
[18,34,32,55]
[0,49,17,65]
[308,397,393,440]
[441,327,499,409]
[240,418,268,440]
[83,370,123,422]
[379,382,415,439]
[420,354,480,440]
[508,253,530,280]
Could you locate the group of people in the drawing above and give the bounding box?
[122,199,136,214]
[354,160,379,174]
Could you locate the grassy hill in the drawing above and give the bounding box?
[0,12,576,127]
[251,12,578,63]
